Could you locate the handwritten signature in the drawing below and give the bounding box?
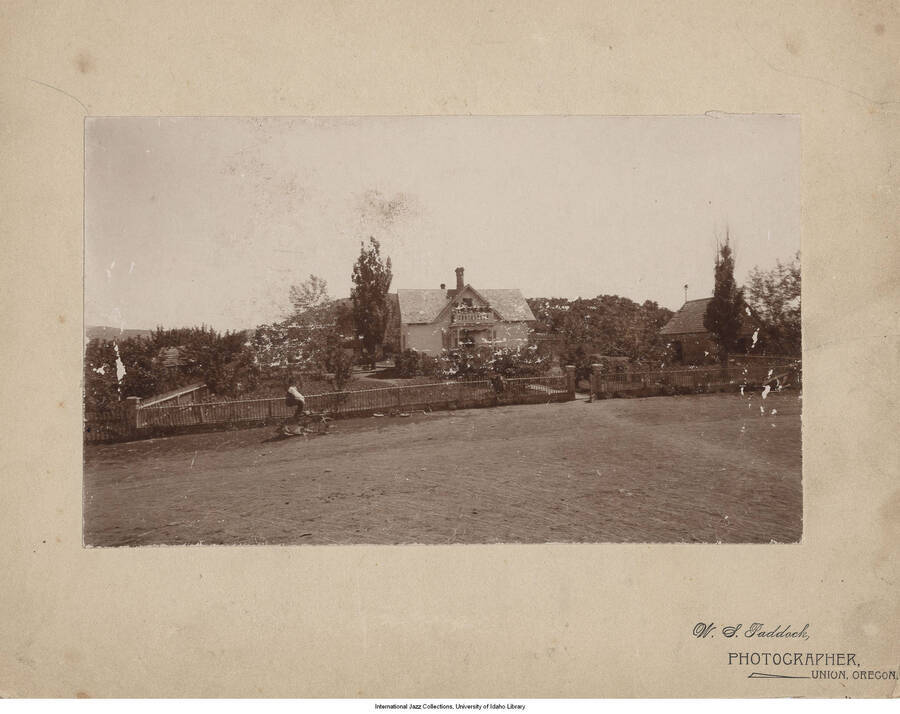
[693,622,810,640]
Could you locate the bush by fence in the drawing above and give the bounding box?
[590,361,800,400]
[394,346,551,379]
[394,349,441,378]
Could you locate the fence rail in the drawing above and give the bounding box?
[86,373,573,443]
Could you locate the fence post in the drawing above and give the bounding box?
[589,364,601,402]
[565,365,576,399]
[124,396,141,434]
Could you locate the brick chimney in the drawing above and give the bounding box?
[440,283,446,290]
[455,267,465,291]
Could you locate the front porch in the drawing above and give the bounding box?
[446,324,497,349]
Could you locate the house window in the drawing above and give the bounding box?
[462,298,473,307]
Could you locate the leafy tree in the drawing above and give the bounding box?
[745,252,801,355]
[218,342,260,396]
[83,338,120,412]
[704,234,745,363]
[334,300,356,342]
[289,274,331,317]
[526,297,571,334]
[84,325,258,409]
[322,332,354,390]
[117,337,161,398]
[559,345,592,383]
[251,275,355,389]
[527,295,673,363]
[350,237,393,369]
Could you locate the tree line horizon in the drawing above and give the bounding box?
[84,236,800,411]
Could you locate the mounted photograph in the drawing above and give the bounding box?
[83,115,801,546]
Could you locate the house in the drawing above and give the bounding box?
[396,267,536,355]
[659,297,761,363]
[157,346,188,368]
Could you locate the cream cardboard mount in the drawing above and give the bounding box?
[1,0,897,699]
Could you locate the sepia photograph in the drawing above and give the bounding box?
[83,115,802,547]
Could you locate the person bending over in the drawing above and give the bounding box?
[285,385,308,425]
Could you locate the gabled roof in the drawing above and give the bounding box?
[158,346,187,367]
[659,298,712,335]
[434,285,498,323]
[479,289,536,322]
[397,289,451,323]
[397,287,536,324]
[660,297,759,336]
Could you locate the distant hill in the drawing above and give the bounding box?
[85,325,154,341]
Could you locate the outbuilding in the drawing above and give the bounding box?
[659,297,761,363]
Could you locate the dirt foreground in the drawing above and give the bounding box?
[84,392,801,546]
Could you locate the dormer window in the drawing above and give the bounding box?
[462,298,473,307]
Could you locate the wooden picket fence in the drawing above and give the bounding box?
[84,373,573,443]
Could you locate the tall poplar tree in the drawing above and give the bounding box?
[704,233,745,363]
[351,237,393,369]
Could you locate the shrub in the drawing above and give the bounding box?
[323,343,355,390]
[393,349,442,378]
[440,346,550,379]
[395,349,424,377]
[420,353,440,376]
[488,345,550,377]
[396,346,551,380]
[437,348,489,378]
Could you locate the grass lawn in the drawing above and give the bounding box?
[83,391,801,546]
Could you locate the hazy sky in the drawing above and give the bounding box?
[85,115,800,332]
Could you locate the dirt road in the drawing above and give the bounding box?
[83,392,801,546]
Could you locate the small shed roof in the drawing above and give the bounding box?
[660,297,759,336]
[659,298,713,335]
[158,346,187,367]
